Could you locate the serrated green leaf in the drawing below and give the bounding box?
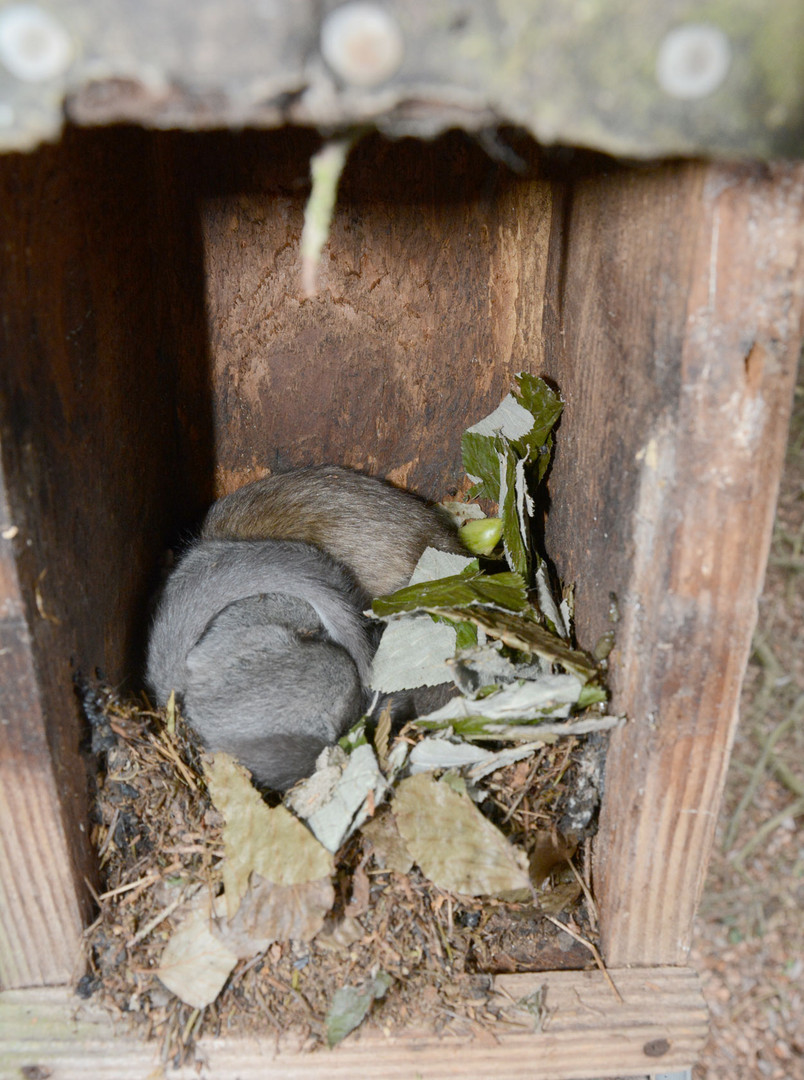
[415,674,584,730]
[461,430,504,500]
[426,606,598,682]
[454,620,479,650]
[464,391,537,442]
[372,569,528,617]
[498,443,535,580]
[369,615,458,691]
[510,373,564,455]
[577,682,608,708]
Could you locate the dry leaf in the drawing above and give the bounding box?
[374,704,392,769]
[528,830,577,887]
[204,753,334,917]
[315,915,365,952]
[156,896,238,1008]
[285,743,387,853]
[344,857,371,917]
[538,879,583,915]
[214,874,336,956]
[326,971,392,1047]
[393,773,531,900]
[360,807,414,874]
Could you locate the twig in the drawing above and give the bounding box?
[126,884,199,949]
[732,794,804,866]
[769,753,804,796]
[769,555,804,571]
[83,874,102,907]
[567,858,599,936]
[723,687,803,852]
[501,756,542,824]
[541,913,623,1003]
[99,873,162,900]
[98,807,120,858]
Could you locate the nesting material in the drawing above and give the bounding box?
[83,685,607,1066]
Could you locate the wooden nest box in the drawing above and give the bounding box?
[0,2,802,1077]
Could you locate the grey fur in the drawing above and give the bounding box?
[146,466,463,789]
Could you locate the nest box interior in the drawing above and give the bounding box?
[0,123,801,1028]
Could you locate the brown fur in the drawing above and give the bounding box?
[202,465,464,598]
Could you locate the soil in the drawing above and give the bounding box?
[692,369,804,1080]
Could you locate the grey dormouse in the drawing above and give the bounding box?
[145,466,463,789]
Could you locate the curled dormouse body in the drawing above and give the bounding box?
[145,539,373,790]
[146,466,463,790]
[201,465,464,598]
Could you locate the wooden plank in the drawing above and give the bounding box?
[0,127,203,987]
[198,130,552,500]
[541,160,804,965]
[0,467,85,987]
[0,966,707,1079]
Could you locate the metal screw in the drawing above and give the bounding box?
[320,2,404,88]
[0,4,73,82]
[656,24,731,100]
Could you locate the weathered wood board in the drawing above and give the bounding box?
[540,160,804,964]
[0,966,708,1079]
[197,130,552,499]
[0,126,210,985]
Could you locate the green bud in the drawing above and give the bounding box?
[459,517,503,556]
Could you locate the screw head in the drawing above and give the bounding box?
[320,2,404,88]
[0,4,73,82]
[656,23,731,100]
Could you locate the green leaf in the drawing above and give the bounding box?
[510,373,564,455]
[576,682,608,708]
[372,569,528,617]
[461,430,504,500]
[454,620,479,650]
[326,972,392,1047]
[338,716,368,751]
[498,443,530,579]
[414,674,584,729]
[427,605,598,683]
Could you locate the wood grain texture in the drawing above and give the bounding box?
[0,469,85,987]
[541,160,804,965]
[0,966,706,1079]
[0,127,209,986]
[199,131,552,500]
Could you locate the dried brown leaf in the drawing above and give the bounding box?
[213,874,336,956]
[156,897,238,1008]
[360,807,414,874]
[393,773,531,900]
[204,752,334,917]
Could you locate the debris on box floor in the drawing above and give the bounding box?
[82,687,612,1065]
[81,375,622,1065]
